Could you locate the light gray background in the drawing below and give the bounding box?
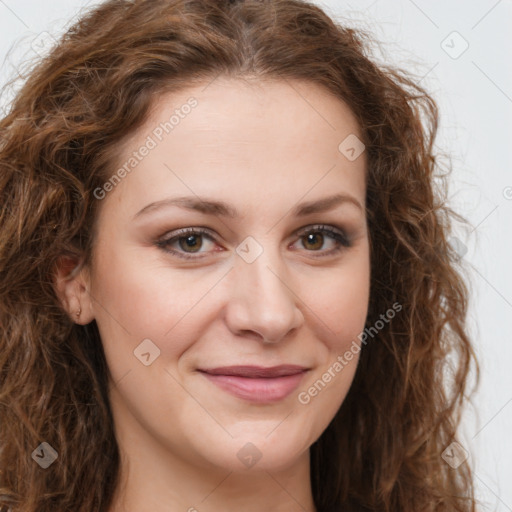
[1,0,510,510]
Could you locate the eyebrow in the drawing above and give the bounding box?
[133,192,363,220]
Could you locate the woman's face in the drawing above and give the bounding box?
[83,77,370,473]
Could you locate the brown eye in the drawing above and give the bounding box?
[301,232,325,251]
[178,234,204,253]
[157,228,219,260]
[293,225,351,257]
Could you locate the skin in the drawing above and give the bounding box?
[55,77,370,512]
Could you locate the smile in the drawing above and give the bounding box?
[197,365,309,403]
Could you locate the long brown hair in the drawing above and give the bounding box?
[0,0,479,510]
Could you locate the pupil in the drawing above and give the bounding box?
[306,232,323,250]
[180,235,201,252]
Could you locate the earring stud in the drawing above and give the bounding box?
[76,306,81,320]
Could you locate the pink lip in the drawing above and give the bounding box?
[198,365,308,403]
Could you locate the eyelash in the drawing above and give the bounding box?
[156,224,351,261]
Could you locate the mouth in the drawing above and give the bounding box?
[197,365,309,403]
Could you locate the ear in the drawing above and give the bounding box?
[53,254,95,325]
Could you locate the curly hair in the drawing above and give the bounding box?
[0,0,479,510]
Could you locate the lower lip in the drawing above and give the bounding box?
[199,371,307,403]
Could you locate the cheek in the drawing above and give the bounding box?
[92,239,182,326]
[294,261,369,427]
[89,245,205,379]
[306,256,370,350]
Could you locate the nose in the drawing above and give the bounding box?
[224,246,304,344]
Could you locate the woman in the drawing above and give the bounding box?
[0,0,479,510]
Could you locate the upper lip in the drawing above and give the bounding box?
[198,365,308,378]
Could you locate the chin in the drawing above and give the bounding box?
[188,425,315,473]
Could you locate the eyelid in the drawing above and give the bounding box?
[155,227,218,259]
[294,223,348,241]
[156,223,351,260]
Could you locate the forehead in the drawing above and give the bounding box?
[101,77,366,219]
[143,76,363,153]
